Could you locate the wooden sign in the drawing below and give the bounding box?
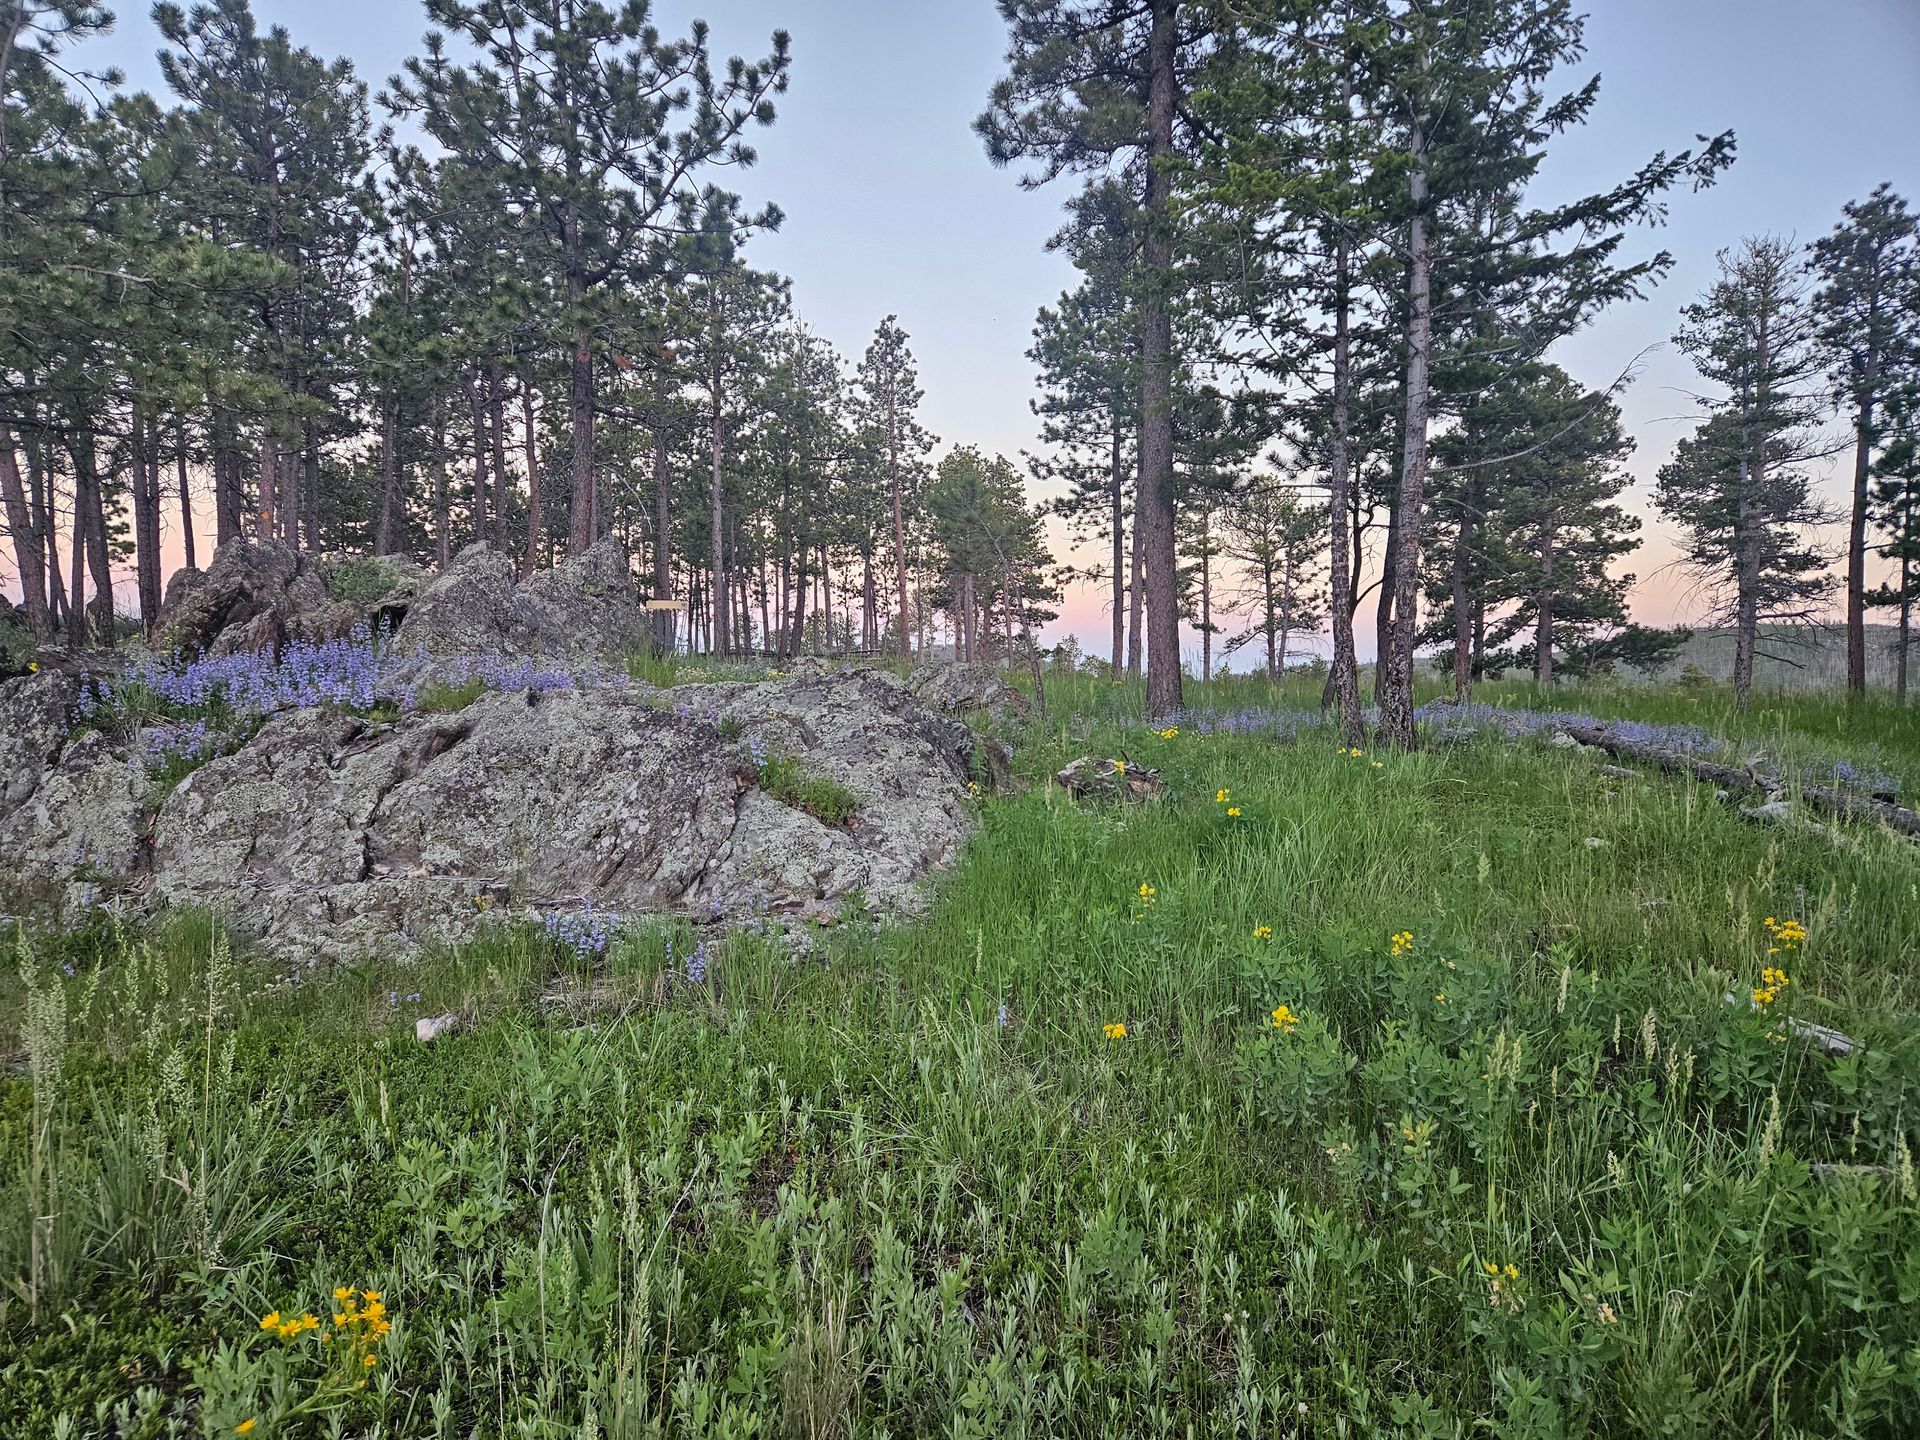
[645,599,686,612]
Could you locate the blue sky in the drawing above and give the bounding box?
[83,0,1920,659]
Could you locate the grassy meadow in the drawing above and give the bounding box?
[5,667,1920,1437]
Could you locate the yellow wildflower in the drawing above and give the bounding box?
[1270,1004,1299,1034]
[1434,992,1448,1005]
[1104,1022,1128,1040]
[1114,758,1126,775]
[1158,726,1179,739]
[236,1423,256,1436]
[1226,806,1241,818]
[1137,882,1156,905]
[1389,930,1414,956]
[258,1311,281,1332]
[1215,788,1230,804]
[1252,923,1273,941]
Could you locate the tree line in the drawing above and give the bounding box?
[986,0,1920,728]
[0,0,1056,665]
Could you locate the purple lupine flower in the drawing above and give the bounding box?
[543,902,615,962]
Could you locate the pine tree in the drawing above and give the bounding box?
[1662,237,1838,708]
[855,317,935,659]
[1867,386,1920,699]
[980,0,1223,718]
[391,0,788,558]
[1220,484,1325,680]
[1809,185,1920,698]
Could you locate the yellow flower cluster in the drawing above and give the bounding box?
[1215,787,1231,804]
[1158,726,1180,739]
[1483,1261,1524,1312]
[1389,930,1414,956]
[1270,1004,1299,1034]
[1226,806,1242,818]
[1252,923,1273,941]
[1137,882,1156,906]
[1104,1022,1128,1040]
[1338,746,1364,758]
[1114,758,1127,775]
[259,1309,320,1340]
[1752,965,1792,1007]
[1763,916,1807,954]
[331,1287,392,1370]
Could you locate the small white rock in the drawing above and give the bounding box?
[415,1013,460,1044]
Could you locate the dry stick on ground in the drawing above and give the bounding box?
[1556,720,1920,838]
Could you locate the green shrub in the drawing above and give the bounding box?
[325,554,404,606]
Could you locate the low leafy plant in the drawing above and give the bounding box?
[756,753,861,828]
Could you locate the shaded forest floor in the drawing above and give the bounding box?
[6,665,1920,1437]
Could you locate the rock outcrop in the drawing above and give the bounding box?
[904,662,1031,726]
[388,537,649,682]
[153,540,426,658]
[1,665,982,957]
[2,537,995,955]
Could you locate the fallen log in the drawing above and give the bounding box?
[1559,721,1920,839]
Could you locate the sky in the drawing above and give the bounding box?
[68,1,1920,664]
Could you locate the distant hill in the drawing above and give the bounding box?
[1621,623,1914,693]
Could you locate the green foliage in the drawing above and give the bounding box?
[756,753,860,829]
[8,676,1920,1436]
[412,677,485,714]
[323,554,404,607]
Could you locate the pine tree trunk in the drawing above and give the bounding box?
[1378,80,1432,749]
[651,397,674,650]
[0,428,50,639]
[1127,499,1144,678]
[375,393,400,555]
[709,368,729,656]
[522,376,543,577]
[213,408,243,546]
[1326,230,1364,742]
[1450,474,1477,701]
[1898,536,1911,702]
[489,362,512,554]
[432,395,450,568]
[1264,558,1278,680]
[466,372,490,548]
[29,433,66,629]
[300,423,320,549]
[1374,493,1398,704]
[889,389,910,661]
[72,433,113,645]
[1138,0,1182,721]
[67,466,86,649]
[567,316,596,556]
[1846,393,1875,697]
[130,405,162,634]
[1200,507,1212,683]
[176,422,196,572]
[1110,422,1125,674]
[1534,525,1556,685]
[1733,470,1760,711]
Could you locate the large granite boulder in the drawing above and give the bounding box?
[153,539,425,658]
[391,536,648,678]
[0,725,147,915]
[904,662,1032,727]
[0,668,79,818]
[138,668,979,958]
